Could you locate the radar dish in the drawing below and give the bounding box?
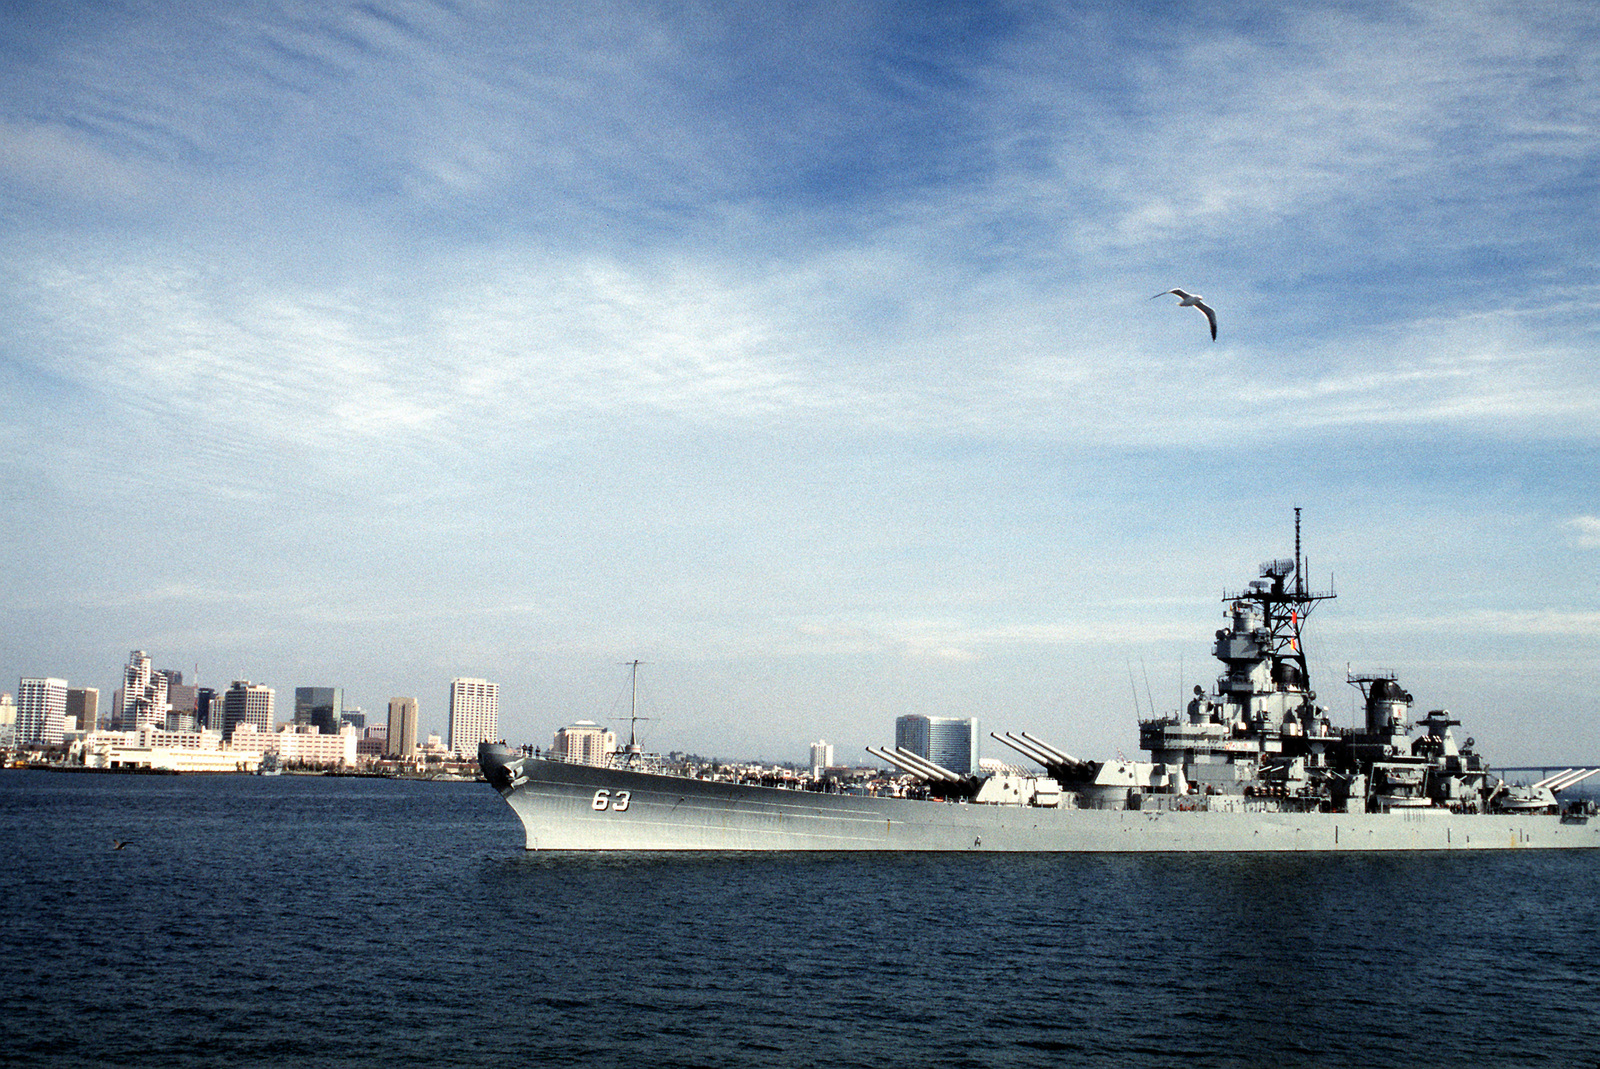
[1260,558,1296,578]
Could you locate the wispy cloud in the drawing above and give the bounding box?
[1565,516,1600,549]
[2,0,1596,761]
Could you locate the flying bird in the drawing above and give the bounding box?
[1151,288,1217,340]
[112,839,133,850]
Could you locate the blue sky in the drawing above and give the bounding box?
[3,0,1596,763]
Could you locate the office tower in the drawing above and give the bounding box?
[66,687,100,733]
[894,715,980,776]
[221,681,275,739]
[447,678,498,754]
[340,708,365,730]
[552,720,615,767]
[196,688,218,730]
[17,677,69,745]
[295,687,344,734]
[386,697,418,758]
[118,651,169,732]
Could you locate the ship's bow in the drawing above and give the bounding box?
[478,741,521,792]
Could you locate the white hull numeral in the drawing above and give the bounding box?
[591,789,632,813]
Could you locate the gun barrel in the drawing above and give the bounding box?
[1533,768,1577,790]
[992,731,1059,769]
[865,746,962,784]
[1546,768,1600,792]
[891,746,964,783]
[1019,731,1080,766]
[865,746,921,778]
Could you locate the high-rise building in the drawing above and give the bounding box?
[17,677,69,745]
[118,651,169,732]
[552,720,616,767]
[810,740,835,776]
[447,678,498,754]
[162,672,198,731]
[66,687,100,733]
[295,687,343,734]
[894,715,980,776]
[386,697,418,758]
[196,688,218,730]
[221,681,275,739]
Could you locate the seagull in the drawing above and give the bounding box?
[112,839,133,850]
[1151,288,1217,340]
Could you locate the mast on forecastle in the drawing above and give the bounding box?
[612,659,652,769]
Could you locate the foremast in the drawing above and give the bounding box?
[1214,509,1335,736]
[1140,510,1336,797]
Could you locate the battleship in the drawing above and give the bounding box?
[480,519,1599,851]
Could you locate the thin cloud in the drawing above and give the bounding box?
[2,0,1596,762]
[1565,516,1600,549]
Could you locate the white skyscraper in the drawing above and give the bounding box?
[811,740,835,777]
[118,650,169,732]
[448,678,499,754]
[17,677,69,745]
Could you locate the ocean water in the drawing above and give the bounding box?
[3,770,1598,1068]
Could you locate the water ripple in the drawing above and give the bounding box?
[3,772,1598,1067]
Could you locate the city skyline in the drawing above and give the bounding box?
[2,1,1596,766]
[8,652,472,743]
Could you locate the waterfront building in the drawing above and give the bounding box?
[340,708,365,730]
[447,678,498,755]
[81,722,357,771]
[387,697,418,758]
[117,651,169,732]
[895,714,980,776]
[552,720,616,767]
[227,723,359,767]
[295,687,344,734]
[82,725,254,773]
[17,677,69,745]
[66,687,100,733]
[0,692,15,747]
[221,681,275,739]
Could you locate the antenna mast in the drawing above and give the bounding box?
[616,659,652,766]
[1294,506,1303,597]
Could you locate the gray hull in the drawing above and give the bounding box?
[487,753,1600,852]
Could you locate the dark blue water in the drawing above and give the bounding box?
[4,771,1598,1068]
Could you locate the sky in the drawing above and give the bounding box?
[2,0,1597,765]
